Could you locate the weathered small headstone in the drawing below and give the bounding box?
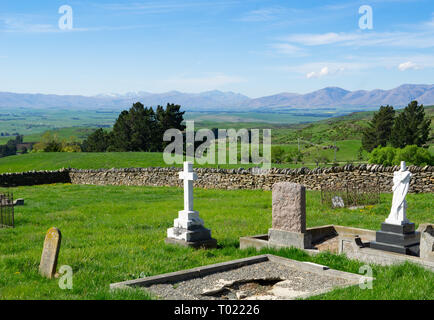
[332,196,345,208]
[268,182,311,249]
[39,227,62,279]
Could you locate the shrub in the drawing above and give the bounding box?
[32,132,82,153]
[369,145,433,166]
[271,146,285,164]
[369,147,397,166]
[396,145,433,166]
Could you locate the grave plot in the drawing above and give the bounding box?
[241,162,434,271]
[321,180,380,209]
[110,255,367,300]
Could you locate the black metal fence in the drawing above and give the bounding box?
[0,192,14,228]
[321,180,381,209]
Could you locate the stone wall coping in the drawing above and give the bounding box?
[0,164,432,177]
[1,165,432,193]
[66,164,433,174]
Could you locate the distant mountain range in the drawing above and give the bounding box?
[1,84,433,112]
[247,84,434,111]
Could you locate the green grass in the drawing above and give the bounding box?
[0,184,432,300]
[0,150,364,174]
[0,127,100,146]
[0,152,169,173]
[186,111,336,125]
[0,141,425,174]
[275,139,368,164]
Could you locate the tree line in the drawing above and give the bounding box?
[362,101,433,166]
[362,101,431,152]
[0,135,24,158]
[82,103,185,152]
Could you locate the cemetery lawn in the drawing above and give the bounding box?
[0,184,433,300]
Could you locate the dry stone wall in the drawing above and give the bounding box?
[1,165,433,193]
[69,164,433,193]
[0,169,71,187]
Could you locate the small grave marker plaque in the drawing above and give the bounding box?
[332,196,345,208]
[39,227,62,279]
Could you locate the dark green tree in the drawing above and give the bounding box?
[127,103,158,151]
[14,135,23,144]
[82,128,110,152]
[156,103,185,132]
[0,135,23,157]
[110,110,133,151]
[362,105,395,152]
[271,146,285,164]
[156,103,186,151]
[83,103,186,152]
[390,101,431,148]
[44,140,63,152]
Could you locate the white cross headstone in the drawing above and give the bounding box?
[166,162,216,247]
[179,162,197,214]
[173,162,204,231]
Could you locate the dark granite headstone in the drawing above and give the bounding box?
[370,223,420,256]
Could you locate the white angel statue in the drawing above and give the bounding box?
[385,161,412,226]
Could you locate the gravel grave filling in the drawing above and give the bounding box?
[143,261,352,300]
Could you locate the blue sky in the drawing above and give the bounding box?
[1,0,433,98]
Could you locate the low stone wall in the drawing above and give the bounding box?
[0,169,71,187]
[68,164,434,193]
[1,165,433,193]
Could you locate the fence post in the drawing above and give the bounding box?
[0,191,14,228]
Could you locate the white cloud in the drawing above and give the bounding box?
[306,67,330,79]
[239,8,279,22]
[276,16,434,50]
[398,61,420,71]
[424,15,434,28]
[238,7,298,22]
[99,1,239,13]
[276,62,354,77]
[0,16,148,34]
[270,43,305,56]
[273,54,434,79]
[0,18,59,33]
[283,32,360,46]
[280,31,434,48]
